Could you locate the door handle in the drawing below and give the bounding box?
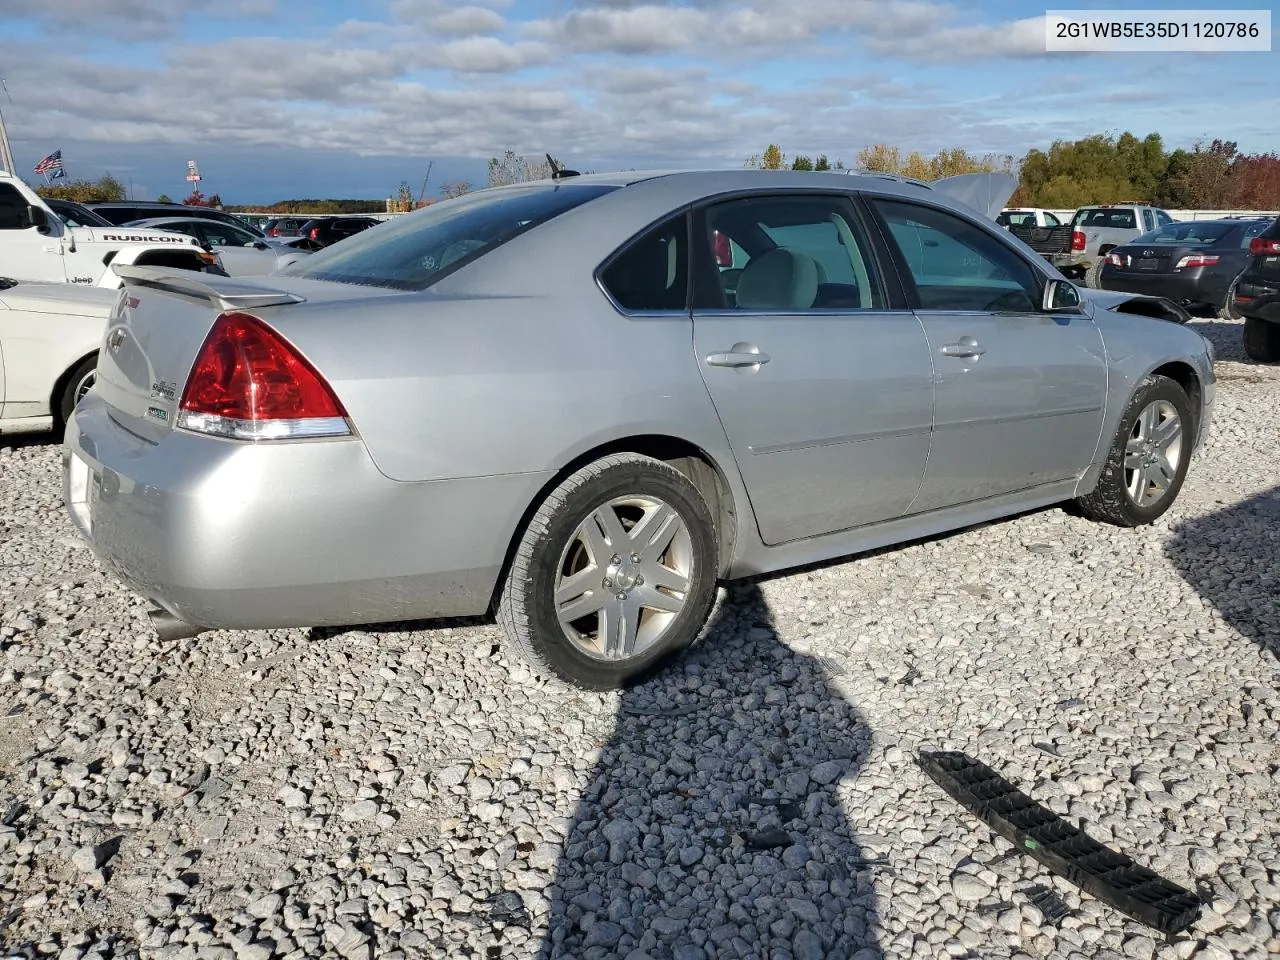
[706,348,771,368]
[940,337,986,359]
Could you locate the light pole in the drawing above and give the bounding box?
[0,98,16,176]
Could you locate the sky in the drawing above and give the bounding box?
[0,0,1274,204]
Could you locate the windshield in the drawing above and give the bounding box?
[1130,222,1234,246]
[282,184,617,290]
[51,202,112,228]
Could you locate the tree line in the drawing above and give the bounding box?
[740,133,1280,209]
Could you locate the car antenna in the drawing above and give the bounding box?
[547,153,581,180]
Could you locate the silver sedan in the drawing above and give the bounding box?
[64,170,1215,689]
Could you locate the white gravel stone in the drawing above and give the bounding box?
[0,323,1276,959]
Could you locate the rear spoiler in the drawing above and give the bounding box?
[112,264,306,310]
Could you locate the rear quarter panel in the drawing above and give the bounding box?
[266,187,737,484]
[270,291,731,484]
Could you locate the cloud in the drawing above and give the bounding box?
[523,0,1025,58]
[0,0,276,39]
[0,0,1270,199]
[430,6,507,35]
[423,37,553,72]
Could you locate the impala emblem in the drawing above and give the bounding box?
[107,329,125,352]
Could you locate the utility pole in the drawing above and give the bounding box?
[416,161,434,205]
[0,80,16,176]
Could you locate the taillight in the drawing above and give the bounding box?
[713,230,733,268]
[1250,236,1280,256]
[1105,252,1124,267]
[309,227,320,240]
[1174,254,1219,269]
[1071,229,1086,251]
[177,312,350,441]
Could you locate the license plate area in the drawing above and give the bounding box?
[1135,258,1160,271]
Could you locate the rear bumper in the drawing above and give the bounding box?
[63,393,553,630]
[1099,271,1212,305]
[1233,279,1280,324]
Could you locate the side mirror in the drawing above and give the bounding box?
[254,241,269,250]
[27,205,50,234]
[1042,278,1082,312]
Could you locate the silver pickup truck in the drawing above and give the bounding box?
[1009,203,1178,284]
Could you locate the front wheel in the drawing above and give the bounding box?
[1076,374,1193,527]
[498,454,719,690]
[59,356,97,424]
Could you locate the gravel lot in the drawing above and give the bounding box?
[1,318,1278,960]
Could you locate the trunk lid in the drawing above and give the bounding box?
[0,282,118,317]
[1110,244,1183,273]
[94,267,311,442]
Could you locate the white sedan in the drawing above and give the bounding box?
[124,217,311,276]
[0,281,115,434]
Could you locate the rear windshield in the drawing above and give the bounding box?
[282,184,617,291]
[1130,222,1235,246]
[1073,208,1137,229]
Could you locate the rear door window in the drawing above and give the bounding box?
[693,194,884,311]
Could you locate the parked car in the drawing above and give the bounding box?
[997,208,1063,229]
[64,170,1214,690]
[0,172,222,287]
[297,216,381,249]
[1097,218,1274,318]
[261,217,313,238]
[0,281,117,434]
[44,198,113,228]
[124,217,311,275]
[1009,203,1177,282]
[85,202,268,239]
[1231,215,1280,362]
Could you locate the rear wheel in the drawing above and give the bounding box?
[1076,375,1193,527]
[498,454,719,690]
[1084,257,1105,289]
[1243,316,1280,363]
[59,356,97,424]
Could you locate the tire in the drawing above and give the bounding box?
[1218,281,1242,321]
[1076,374,1194,527]
[498,453,719,690]
[1084,257,1105,289]
[1243,316,1280,363]
[59,356,97,424]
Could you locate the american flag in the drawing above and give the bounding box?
[34,149,63,175]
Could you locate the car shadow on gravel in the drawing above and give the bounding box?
[1164,485,1280,659]
[533,582,883,960]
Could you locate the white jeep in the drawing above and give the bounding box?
[0,172,223,288]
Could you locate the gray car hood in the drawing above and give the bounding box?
[931,173,1018,221]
